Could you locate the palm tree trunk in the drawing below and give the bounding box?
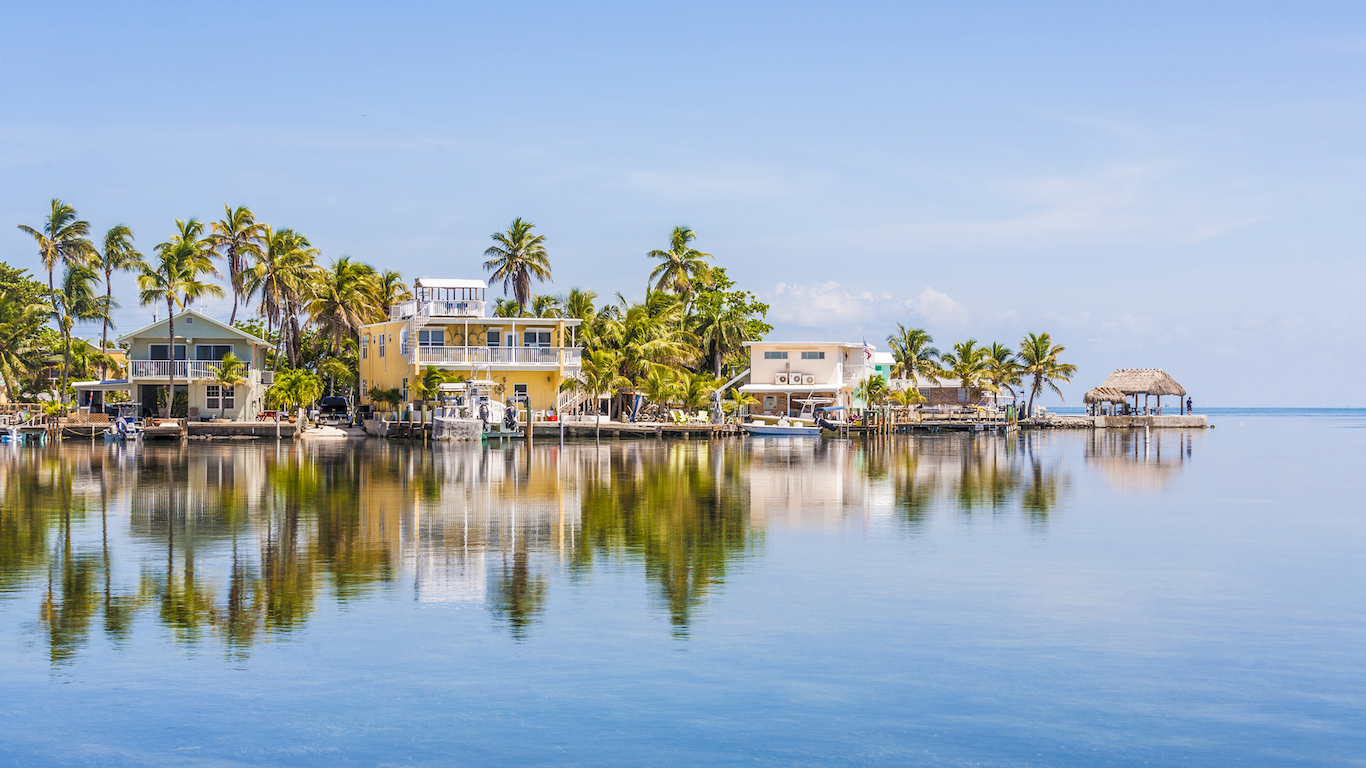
[60,326,71,411]
[102,268,112,380]
[167,299,176,419]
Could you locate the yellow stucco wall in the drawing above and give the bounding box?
[358,319,573,412]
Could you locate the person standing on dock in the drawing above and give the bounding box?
[1186,397,1193,415]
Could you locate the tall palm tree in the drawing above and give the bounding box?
[886,324,940,391]
[208,205,265,325]
[17,199,96,295]
[647,226,712,305]
[51,265,113,407]
[570,349,629,440]
[985,342,1024,400]
[96,225,142,375]
[307,256,377,355]
[137,236,225,415]
[1018,332,1077,415]
[691,298,753,378]
[938,339,991,403]
[0,301,49,402]
[242,227,319,370]
[483,218,552,311]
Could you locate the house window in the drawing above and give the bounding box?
[957,388,967,402]
[208,385,235,410]
[506,333,516,347]
[763,351,788,360]
[150,344,186,361]
[513,383,528,401]
[195,345,233,361]
[487,328,502,347]
[801,351,825,360]
[763,395,777,409]
[361,335,368,359]
[378,333,386,358]
[401,377,408,403]
[418,329,445,347]
[361,379,368,398]
[523,330,551,347]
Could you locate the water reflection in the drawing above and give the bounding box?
[0,433,1096,663]
[1085,429,1200,491]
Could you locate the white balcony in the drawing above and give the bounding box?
[130,360,256,381]
[389,299,485,320]
[406,346,581,367]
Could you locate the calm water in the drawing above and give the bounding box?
[1,410,1363,766]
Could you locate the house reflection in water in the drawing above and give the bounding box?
[3,433,1084,663]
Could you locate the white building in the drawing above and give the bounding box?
[739,341,876,417]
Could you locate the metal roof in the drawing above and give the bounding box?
[414,278,487,289]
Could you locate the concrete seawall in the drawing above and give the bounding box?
[1091,415,1209,428]
[187,422,300,438]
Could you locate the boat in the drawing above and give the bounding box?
[103,404,144,442]
[741,417,823,437]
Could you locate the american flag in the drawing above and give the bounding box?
[863,339,872,361]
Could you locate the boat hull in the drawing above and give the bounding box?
[741,424,822,437]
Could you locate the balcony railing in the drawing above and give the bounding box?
[129,360,255,380]
[407,346,582,366]
[388,300,485,320]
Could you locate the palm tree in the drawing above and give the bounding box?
[17,199,96,296]
[938,340,992,403]
[640,367,681,409]
[1018,332,1077,415]
[414,367,463,416]
[483,218,552,311]
[213,352,247,420]
[570,349,629,440]
[137,234,225,416]
[648,226,712,305]
[886,324,940,391]
[371,270,411,317]
[724,389,758,423]
[855,376,890,407]
[307,257,377,355]
[0,301,49,402]
[96,225,142,376]
[600,290,700,384]
[529,294,563,318]
[890,388,926,407]
[492,298,525,318]
[563,288,597,322]
[208,205,265,325]
[985,342,1024,400]
[679,372,717,413]
[242,227,319,370]
[692,298,753,377]
[51,265,113,407]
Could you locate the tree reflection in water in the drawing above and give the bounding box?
[0,431,1111,662]
[572,442,756,637]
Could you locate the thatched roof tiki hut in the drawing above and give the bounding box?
[1090,369,1187,415]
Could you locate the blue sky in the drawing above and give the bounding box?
[3,2,1364,406]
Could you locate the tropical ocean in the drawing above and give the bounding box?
[0,409,1362,766]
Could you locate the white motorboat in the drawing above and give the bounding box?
[741,418,822,437]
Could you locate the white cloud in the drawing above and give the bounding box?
[765,282,970,329]
[906,287,970,325]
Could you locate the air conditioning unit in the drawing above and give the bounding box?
[774,373,789,385]
[803,374,816,386]
[260,370,275,385]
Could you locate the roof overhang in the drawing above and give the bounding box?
[415,278,488,290]
[72,379,133,392]
[740,384,846,393]
[116,309,269,347]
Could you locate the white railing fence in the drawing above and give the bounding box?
[130,360,255,380]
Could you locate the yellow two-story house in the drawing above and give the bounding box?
[358,278,583,415]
